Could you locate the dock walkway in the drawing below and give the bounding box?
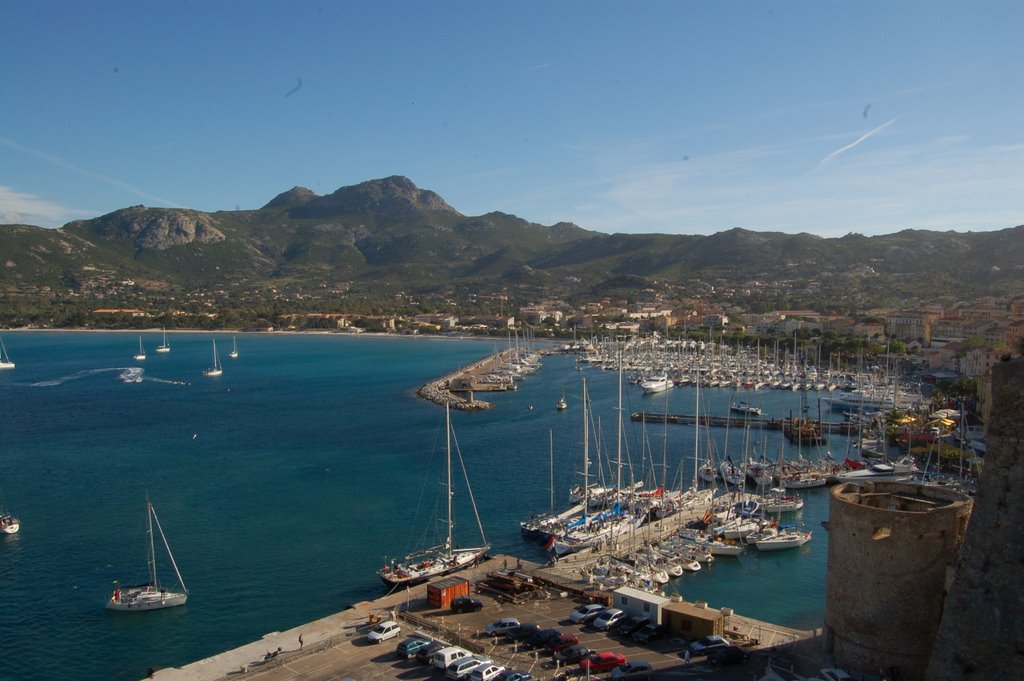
[416,349,522,411]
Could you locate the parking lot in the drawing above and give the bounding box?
[156,556,826,681]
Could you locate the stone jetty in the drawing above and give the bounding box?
[416,349,521,411]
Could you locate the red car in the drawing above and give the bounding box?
[546,633,579,653]
[581,651,628,673]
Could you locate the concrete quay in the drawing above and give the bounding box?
[150,545,824,681]
[416,349,522,411]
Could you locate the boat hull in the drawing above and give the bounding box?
[106,587,187,611]
[378,548,488,589]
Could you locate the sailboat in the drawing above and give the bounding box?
[0,509,19,534]
[556,385,567,411]
[133,336,146,361]
[202,339,223,377]
[155,327,170,353]
[107,498,188,611]
[0,336,14,370]
[228,335,239,359]
[377,404,490,589]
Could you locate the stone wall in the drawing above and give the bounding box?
[926,357,1024,680]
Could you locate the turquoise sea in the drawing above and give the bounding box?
[0,332,839,681]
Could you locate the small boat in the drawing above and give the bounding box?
[730,401,763,416]
[228,335,239,359]
[202,339,223,377]
[833,458,917,483]
[556,395,567,411]
[133,336,146,361]
[755,527,812,551]
[0,510,19,534]
[155,328,170,353]
[107,497,188,611]
[639,373,670,394]
[0,336,14,370]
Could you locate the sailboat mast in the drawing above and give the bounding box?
[446,402,453,556]
[616,341,623,492]
[549,429,554,514]
[693,366,700,489]
[146,498,158,588]
[582,378,590,515]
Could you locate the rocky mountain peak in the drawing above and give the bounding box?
[262,186,318,210]
[67,205,225,250]
[289,175,462,219]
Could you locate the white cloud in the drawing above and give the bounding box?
[0,186,85,227]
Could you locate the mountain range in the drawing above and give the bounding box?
[2,175,1022,308]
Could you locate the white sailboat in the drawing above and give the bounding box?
[202,339,223,377]
[155,328,170,353]
[0,510,19,534]
[133,336,146,361]
[755,527,813,551]
[0,336,14,370]
[107,498,188,611]
[228,335,239,359]
[378,404,490,588]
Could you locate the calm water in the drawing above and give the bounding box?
[0,332,839,681]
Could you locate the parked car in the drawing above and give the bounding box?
[484,618,520,637]
[397,636,433,658]
[553,644,591,665]
[581,651,628,673]
[590,609,625,631]
[631,623,666,644]
[569,603,606,624]
[504,623,540,642]
[688,635,731,656]
[610,661,654,681]
[545,633,579,653]
[416,641,447,664]
[497,671,534,681]
[810,669,853,681]
[451,596,485,613]
[521,628,560,649]
[366,620,401,644]
[611,616,647,637]
[447,655,491,681]
[469,663,506,681]
[707,646,749,666]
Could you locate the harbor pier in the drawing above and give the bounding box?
[417,349,523,411]
[149,499,825,681]
[149,551,821,681]
[631,411,859,435]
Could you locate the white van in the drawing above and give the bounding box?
[432,646,470,671]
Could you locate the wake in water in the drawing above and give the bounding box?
[23,367,187,387]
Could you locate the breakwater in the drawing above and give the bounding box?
[416,349,522,411]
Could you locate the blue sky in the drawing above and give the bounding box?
[2,1,1021,236]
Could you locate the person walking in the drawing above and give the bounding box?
[298,634,304,650]
[684,649,690,664]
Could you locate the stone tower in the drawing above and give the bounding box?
[823,481,973,680]
[926,357,1024,680]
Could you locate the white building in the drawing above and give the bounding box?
[612,585,670,624]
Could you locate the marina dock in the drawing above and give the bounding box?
[150,498,825,681]
[150,550,821,681]
[417,349,524,411]
[631,411,860,435]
